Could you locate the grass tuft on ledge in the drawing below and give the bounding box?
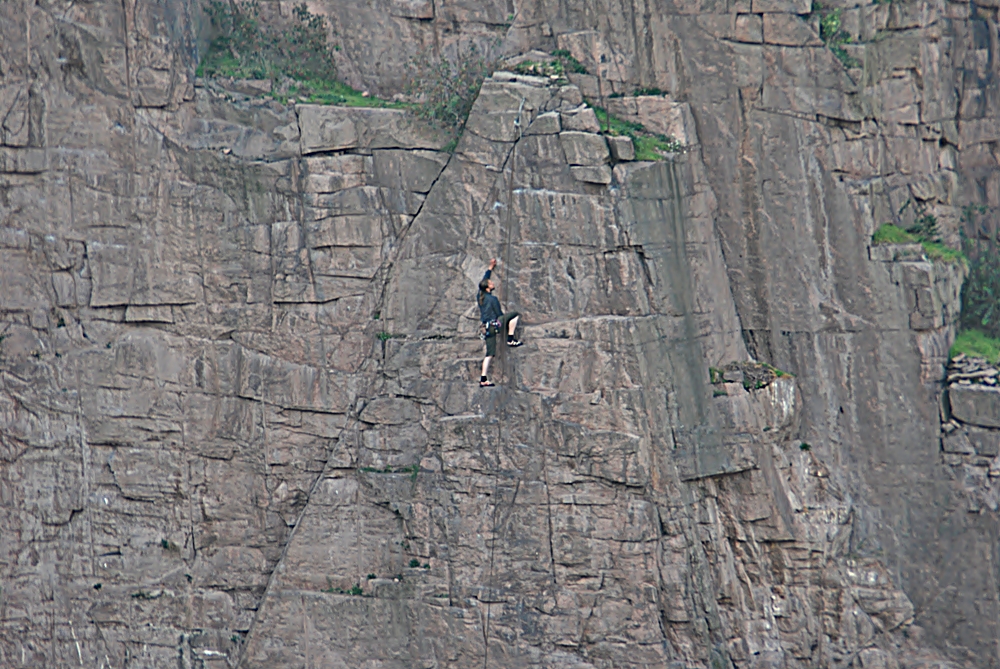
[591,106,683,160]
[872,224,967,267]
[871,223,917,245]
[950,329,1000,364]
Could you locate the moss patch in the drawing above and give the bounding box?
[871,224,967,267]
[871,223,917,245]
[950,330,1000,364]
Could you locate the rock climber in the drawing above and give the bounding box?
[477,258,521,387]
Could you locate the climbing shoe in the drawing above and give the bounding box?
[479,380,495,387]
[506,340,522,347]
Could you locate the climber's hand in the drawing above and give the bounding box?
[489,258,497,270]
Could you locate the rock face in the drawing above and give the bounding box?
[941,356,1000,514]
[2,1,1000,668]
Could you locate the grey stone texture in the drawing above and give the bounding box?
[607,135,635,161]
[570,164,613,184]
[940,357,1000,515]
[559,131,610,165]
[1,0,1000,667]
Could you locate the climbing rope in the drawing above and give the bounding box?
[482,96,525,669]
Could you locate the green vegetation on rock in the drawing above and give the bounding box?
[960,247,1000,337]
[923,241,966,265]
[512,60,566,78]
[275,79,404,107]
[198,0,402,108]
[199,1,337,82]
[550,49,589,74]
[872,223,967,267]
[816,6,860,68]
[406,44,496,131]
[950,330,1000,364]
[957,205,1000,341]
[871,223,917,245]
[591,107,683,159]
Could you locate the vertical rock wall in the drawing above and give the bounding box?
[1,0,999,667]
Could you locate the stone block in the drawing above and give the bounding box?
[359,397,420,425]
[108,447,183,502]
[52,272,76,307]
[299,110,359,153]
[388,0,433,19]
[752,0,810,13]
[134,67,174,107]
[762,13,823,46]
[87,242,134,307]
[570,165,613,184]
[559,131,609,165]
[875,72,921,124]
[298,106,447,154]
[372,149,449,193]
[464,80,553,142]
[307,215,384,248]
[561,105,601,132]
[967,427,1000,457]
[959,117,1000,147]
[0,147,47,173]
[525,111,561,135]
[303,172,367,193]
[125,305,174,323]
[941,431,974,454]
[606,97,699,146]
[735,14,763,43]
[559,85,584,106]
[608,136,635,161]
[566,72,600,98]
[868,243,925,261]
[950,385,1000,429]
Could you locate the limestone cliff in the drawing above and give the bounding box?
[1,0,998,668]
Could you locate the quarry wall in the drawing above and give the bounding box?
[1,0,1000,667]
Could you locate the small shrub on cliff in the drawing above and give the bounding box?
[817,8,860,68]
[406,45,498,131]
[199,1,338,82]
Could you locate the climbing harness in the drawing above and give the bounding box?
[479,319,501,341]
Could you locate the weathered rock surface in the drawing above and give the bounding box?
[940,357,1000,515]
[2,0,1000,667]
[951,384,1000,428]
